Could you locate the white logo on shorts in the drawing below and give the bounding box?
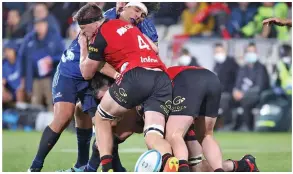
[54,92,63,99]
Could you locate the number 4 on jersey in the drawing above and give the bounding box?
[138,35,151,50]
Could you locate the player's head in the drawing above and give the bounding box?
[119,2,148,25]
[73,3,104,39]
[91,73,115,100]
[119,2,160,25]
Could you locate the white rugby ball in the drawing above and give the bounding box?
[134,149,162,172]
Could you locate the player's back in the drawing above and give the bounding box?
[99,19,166,73]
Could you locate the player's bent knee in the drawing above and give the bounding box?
[97,104,117,120]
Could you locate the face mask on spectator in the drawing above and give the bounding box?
[214,53,226,63]
[244,52,258,64]
[282,56,291,65]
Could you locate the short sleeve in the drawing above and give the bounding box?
[88,31,107,61]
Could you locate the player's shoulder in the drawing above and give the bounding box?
[104,7,117,19]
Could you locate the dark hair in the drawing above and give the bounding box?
[214,43,224,48]
[73,3,103,24]
[248,42,256,48]
[181,48,189,54]
[279,44,292,57]
[143,2,160,13]
[91,73,115,98]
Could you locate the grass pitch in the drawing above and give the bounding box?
[2,130,292,172]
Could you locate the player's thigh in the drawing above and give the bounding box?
[51,102,76,131]
[196,69,221,135]
[166,116,193,141]
[198,69,221,118]
[52,73,78,123]
[74,102,93,128]
[143,71,173,138]
[170,69,206,118]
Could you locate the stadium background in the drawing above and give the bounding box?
[2,2,292,172]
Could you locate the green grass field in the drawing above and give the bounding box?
[2,130,292,172]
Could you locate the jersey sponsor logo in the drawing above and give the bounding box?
[116,24,134,36]
[140,56,158,63]
[88,46,99,53]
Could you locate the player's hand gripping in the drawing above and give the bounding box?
[78,33,88,49]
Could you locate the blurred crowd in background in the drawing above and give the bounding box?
[2,2,292,132]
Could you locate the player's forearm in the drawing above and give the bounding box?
[79,47,95,80]
[285,19,292,27]
[80,57,96,80]
[100,63,120,80]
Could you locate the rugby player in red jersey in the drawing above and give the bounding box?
[87,70,259,172]
[164,65,224,172]
[75,3,178,172]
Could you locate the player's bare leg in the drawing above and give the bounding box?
[165,116,193,172]
[194,116,224,171]
[144,111,179,172]
[29,102,75,171]
[94,90,128,172]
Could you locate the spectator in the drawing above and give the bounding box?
[213,43,239,127]
[226,2,257,38]
[3,2,26,14]
[26,3,61,36]
[2,41,26,106]
[176,48,200,66]
[4,10,26,39]
[153,2,185,26]
[242,2,290,41]
[67,22,80,41]
[48,2,80,37]
[274,44,292,97]
[233,43,270,131]
[18,18,65,111]
[182,2,215,37]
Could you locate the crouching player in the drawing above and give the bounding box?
[165,66,259,172]
[73,71,259,172]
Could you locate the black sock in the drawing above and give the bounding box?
[101,155,113,172]
[112,136,125,172]
[85,139,101,172]
[74,128,92,168]
[160,153,172,172]
[30,126,61,169]
[214,168,225,172]
[178,160,190,172]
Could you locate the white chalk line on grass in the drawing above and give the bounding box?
[60,148,291,153]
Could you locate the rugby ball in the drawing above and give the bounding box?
[134,150,162,172]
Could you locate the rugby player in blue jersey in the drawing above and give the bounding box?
[28,2,160,172]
